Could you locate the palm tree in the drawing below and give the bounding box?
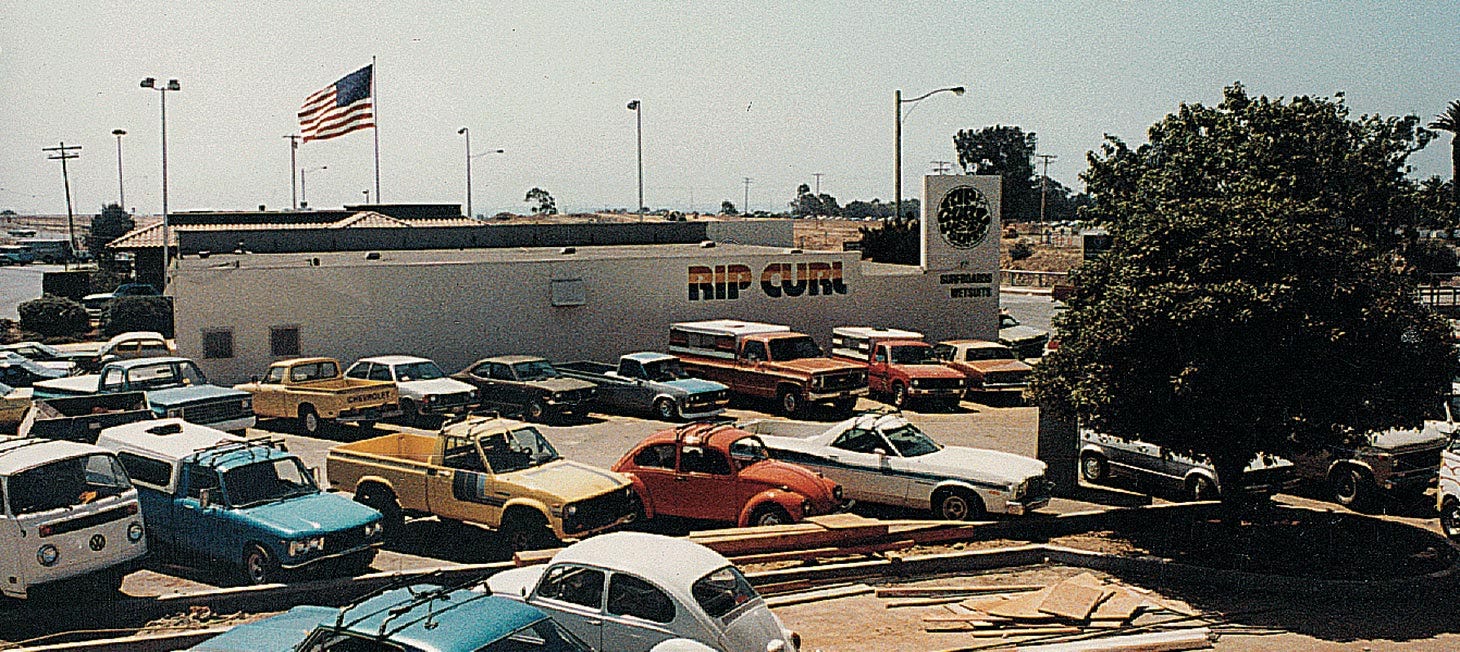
[1431,100,1460,211]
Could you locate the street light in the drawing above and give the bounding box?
[458,127,472,219]
[895,85,964,223]
[362,189,370,203]
[111,129,127,210]
[141,77,180,288]
[300,166,327,207]
[627,99,642,221]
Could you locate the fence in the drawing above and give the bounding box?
[1000,269,1069,288]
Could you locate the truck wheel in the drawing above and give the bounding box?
[240,544,278,585]
[654,398,681,421]
[750,504,792,527]
[400,399,421,427]
[891,383,909,409]
[778,388,801,416]
[933,488,984,521]
[501,510,555,552]
[832,396,858,415]
[1331,466,1373,510]
[355,485,404,540]
[1185,475,1218,502]
[1080,453,1109,483]
[299,404,323,435]
[524,399,546,422]
[1442,499,1460,541]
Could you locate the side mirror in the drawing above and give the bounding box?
[250,375,261,383]
[199,488,213,509]
[873,448,888,458]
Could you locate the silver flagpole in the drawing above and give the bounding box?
[372,55,381,203]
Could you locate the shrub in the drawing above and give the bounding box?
[18,295,90,338]
[89,269,131,295]
[102,296,174,338]
[1009,240,1034,262]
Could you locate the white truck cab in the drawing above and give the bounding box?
[0,438,147,599]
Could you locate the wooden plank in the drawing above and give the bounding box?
[805,513,885,529]
[876,584,1045,598]
[729,539,914,566]
[762,583,874,608]
[923,614,999,624]
[967,626,1082,637]
[985,587,1057,621]
[885,596,971,608]
[1037,581,1111,621]
[1089,589,1145,622]
[1014,627,1213,652]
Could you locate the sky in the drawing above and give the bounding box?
[1,1,1456,219]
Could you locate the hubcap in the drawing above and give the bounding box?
[1082,457,1102,479]
[304,412,317,432]
[942,496,967,520]
[1444,505,1460,537]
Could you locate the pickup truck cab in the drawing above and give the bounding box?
[235,357,401,435]
[998,311,1050,360]
[612,421,843,526]
[1295,397,1454,510]
[92,331,177,369]
[32,357,256,433]
[453,355,597,423]
[1079,430,1297,500]
[0,438,147,599]
[668,320,867,416]
[326,414,638,550]
[345,355,479,426]
[933,340,1034,397]
[829,327,965,410]
[557,353,730,421]
[96,419,383,584]
[189,581,591,652]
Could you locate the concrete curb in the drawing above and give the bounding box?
[1000,285,1054,296]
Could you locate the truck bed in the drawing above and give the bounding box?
[285,377,392,395]
[17,393,153,442]
[330,431,440,465]
[31,375,101,399]
[556,361,616,377]
[738,418,828,439]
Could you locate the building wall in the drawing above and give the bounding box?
[174,247,998,385]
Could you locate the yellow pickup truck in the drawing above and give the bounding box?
[325,414,639,550]
[234,357,401,434]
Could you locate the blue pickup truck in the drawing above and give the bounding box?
[95,419,383,584]
[189,580,592,651]
[32,356,255,433]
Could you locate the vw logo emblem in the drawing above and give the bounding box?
[90,534,106,551]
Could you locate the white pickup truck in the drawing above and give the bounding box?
[745,413,1051,520]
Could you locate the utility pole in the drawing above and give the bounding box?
[1036,153,1058,223]
[284,135,300,210]
[812,172,824,196]
[742,177,753,215]
[42,142,81,263]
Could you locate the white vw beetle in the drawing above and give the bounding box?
[487,532,799,652]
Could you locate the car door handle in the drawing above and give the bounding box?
[586,619,602,626]
[674,476,689,482]
[827,454,839,461]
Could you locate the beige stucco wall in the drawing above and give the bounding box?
[173,246,999,385]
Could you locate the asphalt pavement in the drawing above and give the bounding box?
[0,263,59,320]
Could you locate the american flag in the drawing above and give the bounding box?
[299,65,374,142]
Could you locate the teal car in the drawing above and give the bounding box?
[96,419,383,584]
[190,580,592,651]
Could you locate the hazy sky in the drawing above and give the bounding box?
[2,2,1455,218]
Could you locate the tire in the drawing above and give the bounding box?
[298,404,323,435]
[1331,466,1373,510]
[355,485,404,541]
[524,399,547,423]
[240,544,278,585]
[778,388,801,416]
[1185,475,1218,502]
[1441,498,1460,541]
[654,398,680,421]
[833,396,858,415]
[358,420,377,430]
[501,510,556,552]
[750,504,792,527]
[933,489,984,521]
[891,383,909,409]
[400,399,421,427]
[342,549,377,576]
[1080,453,1109,483]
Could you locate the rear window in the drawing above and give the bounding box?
[691,565,758,619]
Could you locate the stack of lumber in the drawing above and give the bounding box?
[885,573,1212,651]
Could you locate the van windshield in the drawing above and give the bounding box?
[7,454,132,515]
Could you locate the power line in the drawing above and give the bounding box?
[42,142,81,256]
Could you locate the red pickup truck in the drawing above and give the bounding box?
[829,327,966,410]
[669,320,868,416]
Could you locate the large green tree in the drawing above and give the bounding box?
[87,203,134,268]
[1032,84,1453,503]
[524,188,558,215]
[954,125,1038,222]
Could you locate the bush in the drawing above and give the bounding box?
[89,269,131,295]
[18,295,90,338]
[1009,240,1034,262]
[102,296,174,338]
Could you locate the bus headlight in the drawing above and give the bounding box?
[127,522,144,543]
[37,544,59,566]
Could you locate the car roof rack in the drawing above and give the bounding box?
[673,419,737,444]
[183,437,288,466]
[374,574,497,639]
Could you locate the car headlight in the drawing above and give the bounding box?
[37,544,59,566]
[468,389,479,400]
[128,522,145,543]
[241,398,252,410]
[166,407,183,418]
[565,504,578,517]
[910,379,923,388]
[427,394,439,403]
[288,536,326,557]
[364,521,383,538]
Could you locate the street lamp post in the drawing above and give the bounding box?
[111,129,127,210]
[141,77,180,288]
[895,86,964,223]
[363,189,370,203]
[627,99,642,221]
[457,127,472,219]
[300,166,327,207]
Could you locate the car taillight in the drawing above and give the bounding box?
[124,503,139,515]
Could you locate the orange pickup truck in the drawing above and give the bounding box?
[668,320,867,416]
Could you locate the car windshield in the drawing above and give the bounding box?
[889,345,938,364]
[224,457,318,508]
[768,336,822,361]
[7,453,131,515]
[882,423,942,457]
[728,436,769,462]
[393,361,445,381]
[967,346,1017,361]
[692,565,760,620]
[513,360,560,381]
[480,426,561,473]
[127,360,207,390]
[486,618,594,651]
[641,358,688,381]
[1000,314,1019,328]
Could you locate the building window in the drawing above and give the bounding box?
[202,329,234,359]
[271,326,301,357]
[550,278,586,307]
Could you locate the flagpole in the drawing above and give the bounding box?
[372,55,381,204]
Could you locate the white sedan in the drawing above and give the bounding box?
[487,532,798,652]
[746,413,1051,519]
